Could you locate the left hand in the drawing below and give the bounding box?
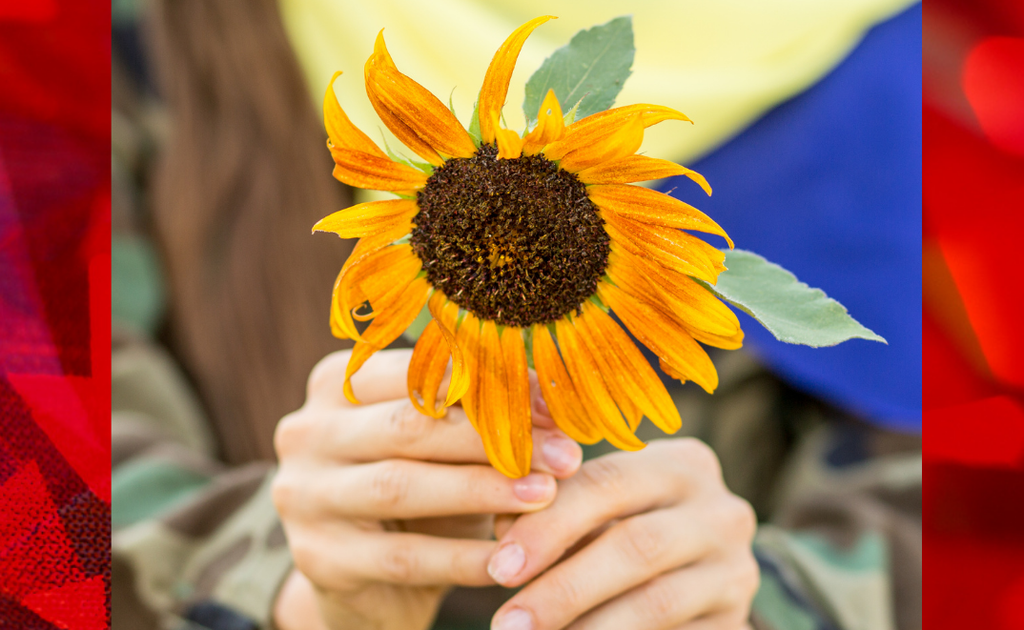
[487,439,759,630]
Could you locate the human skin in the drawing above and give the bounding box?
[272,349,758,630]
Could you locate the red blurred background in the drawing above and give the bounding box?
[923,0,1024,627]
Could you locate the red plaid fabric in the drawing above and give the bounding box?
[0,0,111,628]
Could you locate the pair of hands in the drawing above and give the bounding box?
[272,349,759,630]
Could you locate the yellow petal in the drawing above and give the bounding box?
[365,31,476,166]
[522,89,565,156]
[478,16,556,145]
[501,327,533,477]
[557,113,645,173]
[477,320,525,478]
[329,144,429,192]
[570,303,643,431]
[597,281,719,393]
[589,184,732,248]
[344,276,431,404]
[408,319,450,419]
[492,112,524,159]
[544,104,691,161]
[427,291,470,408]
[554,317,646,451]
[312,199,418,239]
[333,243,420,341]
[455,311,482,432]
[578,155,712,195]
[607,247,741,338]
[324,71,388,159]
[603,210,721,284]
[575,302,683,435]
[532,325,601,444]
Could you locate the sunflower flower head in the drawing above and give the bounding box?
[314,16,742,478]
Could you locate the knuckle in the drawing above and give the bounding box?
[617,516,667,568]
[546,570,586,612]
[679,438,722,478]
[307,350,353,399]
[367,461,411,510]
[726,554,762,608]
[288,537,320,576]
[270,471,298,515]
[379,543,418,582]
[721,496,758,543]
[578,457,627,496]
[273,410,311,458]
[636,576,679,623]
[388,402,433,448]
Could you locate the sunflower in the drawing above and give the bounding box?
[314,16,743,478]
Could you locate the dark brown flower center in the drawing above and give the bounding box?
[411,143,609,327]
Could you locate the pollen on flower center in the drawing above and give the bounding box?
[412,143,610,327]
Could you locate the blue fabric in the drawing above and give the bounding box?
[659,4,922,432]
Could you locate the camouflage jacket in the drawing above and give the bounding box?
[111,336,921,630]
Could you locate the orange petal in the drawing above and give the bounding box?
[329,144,429,192]
[365,31,477,166]
[502,327,533,477]
[455,311,482,432]
[312,199,418,239]
[492,112,524,159]
[544,104,691,161]
[570,303,642,431]
[557,113,645,173]
[603,211,721,284]
[477,320,524,477]
[597,281,719,393]
[554,317,646,451]
[478,16,556,145]
[575,302,683,435]
[607,248,740,338]
[577,155,712,195]
[344,276,431,403]
[532,325,601,444]
[408,319,450,419]
[659,358,686,382]
[589,184,732,248]
[324,71,388,159]
[427,291,470,408]
[522,89,565,156]
[333,244,420,341]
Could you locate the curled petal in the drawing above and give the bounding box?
[589,184,732,248]
[574,302,682,435]
[522,89,565,155]
[332,243,420,341]
[532,325,601,444]
[427,291,470,408]
[554,317,646,451]
[478,16,556,144]
[578,154,712,195]
[324,71,387,158]
[312,199,418,239]
[365,31,476,165]
[558,113,645,173]
[408,319,451,418]
[597,281,719,393]
[603,210,724,284]
[329,145,428,192]
[544,104,691,161]
[344,277,431,403]
[492,112,524,159]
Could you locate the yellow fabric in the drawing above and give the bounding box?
[281,0,917,172]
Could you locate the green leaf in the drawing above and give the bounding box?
[523,16,634,126]
[695,250,886,348]
[468,100,481,146]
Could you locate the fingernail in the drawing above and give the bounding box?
[513,473,553,503]
[533,392,551,417]
[488,542,526,584]
[493,608,534,630]
[542,436,582,473]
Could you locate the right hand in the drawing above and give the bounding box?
[271,348,584,630]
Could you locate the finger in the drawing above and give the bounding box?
[293,528,497,590]
[302,459,559,519]
[325,398,583,477]
[490,507,714,630]
[487,443,697,587]
[307,348,414,406]
[564,557,758,630]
